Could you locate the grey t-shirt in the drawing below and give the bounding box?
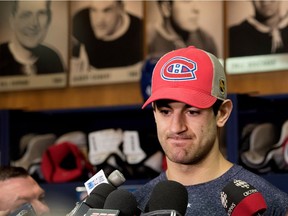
[133,164,288,215]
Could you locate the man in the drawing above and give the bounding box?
[72,1,143,70]
[148,1,218,58]
[0,166,50,216]
[133,46,288,215]
[0,0,64,76]
[229,0,288,57]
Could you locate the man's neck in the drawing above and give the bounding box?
[165,153,233,186]
[9,39,37,65]
[255,13,281,28]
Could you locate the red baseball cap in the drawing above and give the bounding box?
[142,46,226,109]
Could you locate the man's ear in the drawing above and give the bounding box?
[216,99,233,127]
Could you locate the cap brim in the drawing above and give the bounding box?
[142,88,217,109]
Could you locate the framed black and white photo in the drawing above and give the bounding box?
[69,1,144,86]
[0,0,68,91]
[145,1,224,60]
[226,1,288,74]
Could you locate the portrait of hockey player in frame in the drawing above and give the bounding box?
[145,1,224,60]
[227,1,288,74]
[70,1,144,86]
[0,0,68,91]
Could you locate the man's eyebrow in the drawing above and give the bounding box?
[15,195,30,203]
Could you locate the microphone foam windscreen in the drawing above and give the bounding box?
[103,188,139,216]
[146,180,188,216]
[221,179,267,216]
[86,183,116,208]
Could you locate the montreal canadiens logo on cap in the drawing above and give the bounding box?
[161,56,197,81]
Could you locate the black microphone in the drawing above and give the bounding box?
[86,188,139,216]
[104,188,139,216]
[220,179,267,216]
[67,183,116,216]
[143,180,188,216]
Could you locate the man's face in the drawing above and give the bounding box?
[153,100,218,165]
[10,1,50,49]
[252,0,280,19]
[0,176,50,215]
[170,1,200,32]
[89,1,123,39]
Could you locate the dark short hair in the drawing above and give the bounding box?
[212,99,223,115]
[11,0,52,23]
[157,0,173,6]
[0,166,29,181]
